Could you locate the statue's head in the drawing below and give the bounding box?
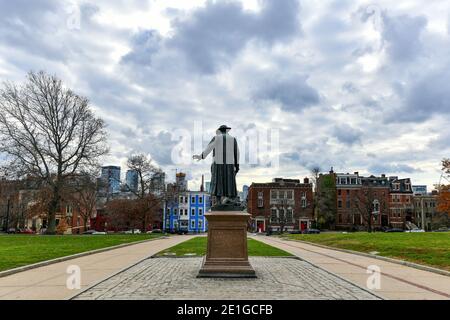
[218,125,231,134]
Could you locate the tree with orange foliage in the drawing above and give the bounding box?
[437,159,450,220]
[437,185,450,215]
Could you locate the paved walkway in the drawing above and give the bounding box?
[73,257,379,300]
[0,235,195,300]
[252,236,450,300]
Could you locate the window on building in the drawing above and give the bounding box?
[191,220,196,229]
[179,196,183,203]
[346,200,350,208]
[271,190,277,200]
[198,220,203,230]
[393,183,400,191]
[286,209,293,222]
[199,208,203,216]
[373,200,380,213]
[191,208,195,216]
[346,190,350,196]
[338,189,342,196]
[338,200,342,208]
[185,197,188,204]
[350,178,357,185]
[174,208,178,215]
[66,205,73,216]
[199,196,203,204]
[302,198,307,208]
[287,190,293,200]
[271,209,277,222]
[192,196,196,204]
[258,192,264,207]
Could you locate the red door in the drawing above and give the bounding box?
[257,221,265,233]
[300,221,308,231]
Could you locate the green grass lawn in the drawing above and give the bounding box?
[284,232,450,271]
[157,237,292,257]
[0,234,164,272]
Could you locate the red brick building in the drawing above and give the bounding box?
[335,173,390,230]
[247,178,314,233]
[389,177,414,228]
[0,177,92,234]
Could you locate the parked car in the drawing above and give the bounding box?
[289,230,302,235]
[83,230,107,235]
[147,229,162,234]
[124,229,141,234]
[406,229,425,233]
[17,228,35,234]
[7,228,17,234]
[385,228,404,233]
[434,227,449,232]
[302,229,321,234]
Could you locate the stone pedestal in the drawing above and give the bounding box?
[197,211,256,278]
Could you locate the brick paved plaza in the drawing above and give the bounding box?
[73,257,380,300]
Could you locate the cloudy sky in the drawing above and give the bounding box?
[1,0,449,191]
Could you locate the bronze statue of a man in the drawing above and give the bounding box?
[193,125,240,205]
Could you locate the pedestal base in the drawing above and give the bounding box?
[197,211,256,278]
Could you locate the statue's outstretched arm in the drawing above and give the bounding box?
[193,137,215,161]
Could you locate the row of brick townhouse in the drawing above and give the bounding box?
[247,178,314,233]
[315,168,446,231]
[334,172,391,230]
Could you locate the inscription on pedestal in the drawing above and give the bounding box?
[209,229,246,259]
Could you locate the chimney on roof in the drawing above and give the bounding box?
[304,177,310,184]
[200,175,204,192]
[381,174,386,178]
[330,167,334,174]
[354,172,359,175]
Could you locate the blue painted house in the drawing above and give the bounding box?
[164,191,211,233]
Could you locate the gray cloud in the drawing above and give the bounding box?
[368,163,422,175]
[121,30,162,66]
[253,74,320,112]
[332,124,363,146]
[381,13,427,62]
[167,0,301,73]
[385,67,450,123]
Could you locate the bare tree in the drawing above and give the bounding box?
[125,154,161,199]
[66,170,99,232]
[352,185,387,233]
[0,71,108,234]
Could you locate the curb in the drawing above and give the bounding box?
[282,238,450,277]
[0,236,169,279]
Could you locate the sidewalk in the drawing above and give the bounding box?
[252,236,450,300]
[0,235,194,300]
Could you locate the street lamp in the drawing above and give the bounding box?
[4,196,11,233]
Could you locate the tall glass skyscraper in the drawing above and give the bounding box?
[126,170,139,193]
[101,166,121,194]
